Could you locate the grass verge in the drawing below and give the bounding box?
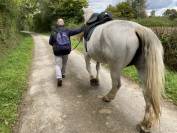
[122,66,177,105]
[0,33,33,133]
[165,70,177,104]
[71,37,84,52]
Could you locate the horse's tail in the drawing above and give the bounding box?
[135,27,165,120]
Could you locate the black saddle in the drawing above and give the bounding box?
[84,12,113,42]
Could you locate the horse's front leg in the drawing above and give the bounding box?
[103,66,121,102]
[84,54,98,86]
[85,53,93,78]
[93,62,100,86]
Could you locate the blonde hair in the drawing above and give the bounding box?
[57,18,64,26]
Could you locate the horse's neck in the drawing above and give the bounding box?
[86,13,93,22]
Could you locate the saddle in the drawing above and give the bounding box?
[84,12,113,42]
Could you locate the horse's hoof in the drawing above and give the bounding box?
[136,124,151,133]
[90,78,99,86]
[102,96,112,102]
[139,129,151,133]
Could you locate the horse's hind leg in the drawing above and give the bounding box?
[84,54,99,86]
[94,62,100,85]
[103,65,121,102]
[137,99,154,133]
[135,64,155,133]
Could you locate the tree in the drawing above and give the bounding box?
[106,2,135,19]
[127,0,147,18]
[19,0,40,30]
[150,10,155,17]
[106,4,121,18]
[33,0,88,31]
[0,0,23,47]
[163,9,177,20]
[116,2,135,18]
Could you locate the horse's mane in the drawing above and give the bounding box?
[83,7,94,22]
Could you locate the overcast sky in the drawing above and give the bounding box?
[89,0,177,16]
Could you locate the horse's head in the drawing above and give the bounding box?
[82,7,94,24]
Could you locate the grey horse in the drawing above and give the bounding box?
[83,7,165,133]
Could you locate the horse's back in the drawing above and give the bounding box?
[87,20,142,67]
[102,20,141,31]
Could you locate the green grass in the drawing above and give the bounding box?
[165,70,177,103]
[71,37,84,52]
[0,33,21,59]
[122,66,177,105]
[0,33,33,133]
[122,66,139,82]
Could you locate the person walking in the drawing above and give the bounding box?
[49,18,83,87]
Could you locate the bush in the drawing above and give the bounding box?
[152,27,177,71]
[0,0,20,56]
[133,17,177,27]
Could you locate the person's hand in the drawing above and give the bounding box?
[81,25,85,31]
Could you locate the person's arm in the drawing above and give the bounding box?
[49,31,56,46]
[49,35,53,46]
[68,25,84,36]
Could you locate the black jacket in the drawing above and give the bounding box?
[49,26,83,46]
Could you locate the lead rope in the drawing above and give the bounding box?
[71,36,83,51]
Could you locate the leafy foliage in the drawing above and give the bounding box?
[106,0,147,19]
[131,0,147,18]
[32,0,87,31]
[150,10,155,17]
[106,2,135,19]
[163,9,177,20]
[18,0,40,30]
[0,0,88,43]
[152,27,177,71]
[0,0,20,54]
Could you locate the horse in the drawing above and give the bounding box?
[82,7,165,133]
